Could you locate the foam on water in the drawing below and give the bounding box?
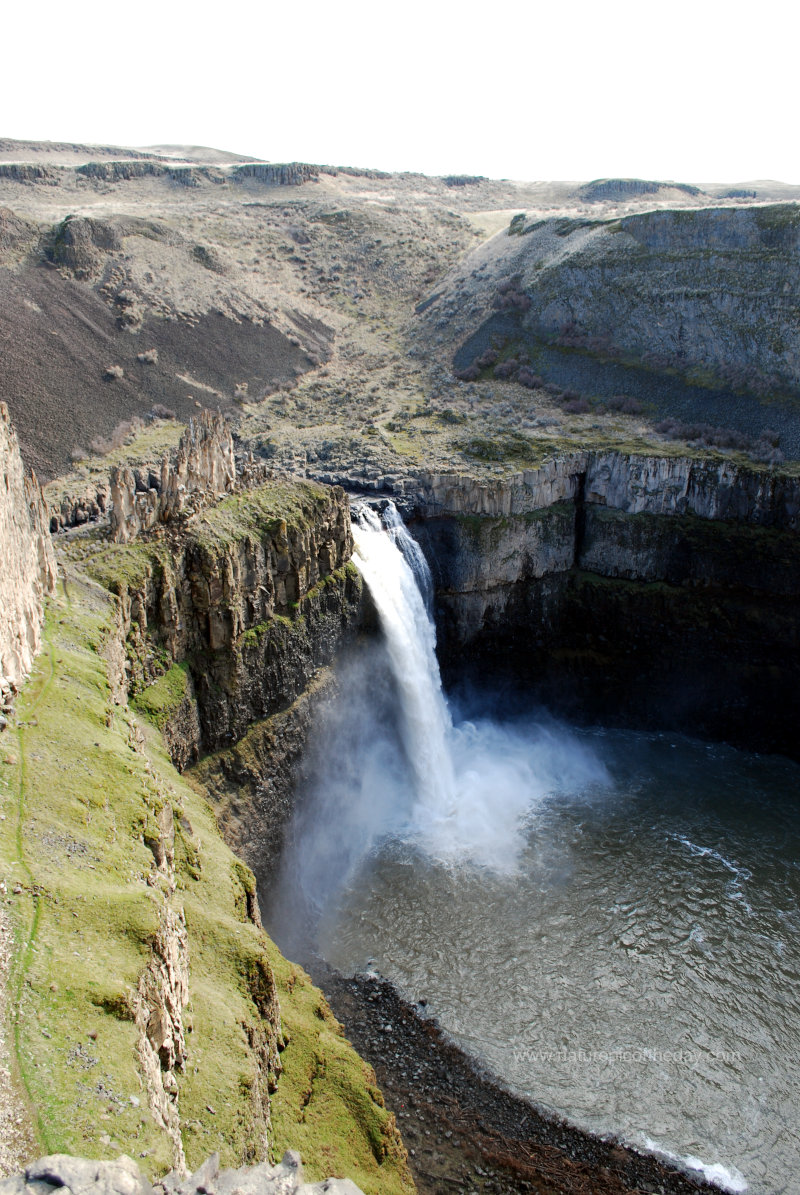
[641,1136,748,1192]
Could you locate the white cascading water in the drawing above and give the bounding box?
[351,502,608,869]
[352,503,456,824]
[268,502,798,1195]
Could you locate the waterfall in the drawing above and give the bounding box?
[270,498,610,953]
[351,502,610,870]
[352,504,456,823]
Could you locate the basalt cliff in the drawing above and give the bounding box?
[408,455,800,756]
[0,402,56,714]
[2,141,800,1195]
[0,411,409,1193]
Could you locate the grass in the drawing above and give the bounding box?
[44,421,184,511]
[189,480,334,552]
[132,663,192,731]
[0,560,412,1192]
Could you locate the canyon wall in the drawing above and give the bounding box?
[0,402,56,703]
[3,541,409,1191]
[91,477,367,887]
[97,479,361,756]
[408,454,800,756]
[425,204,800,397]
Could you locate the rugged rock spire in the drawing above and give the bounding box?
[110,411,236,543]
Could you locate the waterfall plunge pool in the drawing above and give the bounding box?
[268,503,800,1195]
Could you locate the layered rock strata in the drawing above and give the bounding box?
[407,454,800,756]
[0,402,56,702]
[425,203,800,397]
[98,480,362,766]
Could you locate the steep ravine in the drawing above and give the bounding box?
[6,443,793,1194]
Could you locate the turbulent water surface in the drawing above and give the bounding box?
[269,504,800,1195]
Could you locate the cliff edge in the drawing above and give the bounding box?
[0,403,56,711]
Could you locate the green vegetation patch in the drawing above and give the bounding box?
[45,421,184,513]
[459,430,537,463]
[268,954,413,1192]
[0,566,411,1192]
[84,538,167,598]
[190,480,335,553]
[132,662,191,730]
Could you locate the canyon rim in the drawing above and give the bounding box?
[1,139,799,1195]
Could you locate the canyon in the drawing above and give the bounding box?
[1,139,799,1195]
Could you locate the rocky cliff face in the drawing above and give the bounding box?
[408,455,800,756]
[110,411,237,543]
[0,402,56,704]
[93,479,362,768]
[1,547,410,1191]
[423,204,800,397]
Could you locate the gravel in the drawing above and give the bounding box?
[313,964,719,1195]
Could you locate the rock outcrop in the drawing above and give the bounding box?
[0,163,58,185]
[577,178,702,202]
[407,456,800,756]
[110,413,236,543]
[232,164,320,187]
[424,203,800,397]
[98,478,360,762]
[50,215,123,276]
[0,208,39,263]
[411,453,800,525]
[89,474,367,895]
[0,1151,364,1195]
[0,403,56,708]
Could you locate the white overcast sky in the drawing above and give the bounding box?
[4,0,797,184]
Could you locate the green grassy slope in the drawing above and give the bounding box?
[0,555,412,1193]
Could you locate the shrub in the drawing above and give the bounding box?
[151,404,176,420]
[601,394,644,415]
[104,364,124,380]
[517,368,543,389]
[90,416,145,456]
[562,397,591,414]
[493,360,519,380]
[655,418,784,462]
[493,276,532,313]
[137,348,158,364]
[454,364,480,382]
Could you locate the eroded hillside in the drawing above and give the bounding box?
[5,139,800,497]
[3,139,800,1195]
